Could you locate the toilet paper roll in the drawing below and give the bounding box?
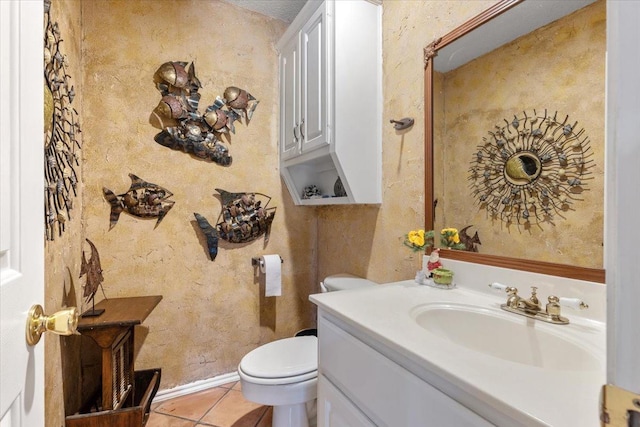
[260,254,282,297]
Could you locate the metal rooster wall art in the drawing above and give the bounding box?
[149,61,259,166]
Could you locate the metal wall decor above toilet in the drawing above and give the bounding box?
[149,61,259,167]
[194,189,276,261]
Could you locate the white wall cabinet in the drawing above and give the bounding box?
[317,312,494,427]
[277,0,382,205]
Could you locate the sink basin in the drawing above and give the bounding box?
[411,303,601,371]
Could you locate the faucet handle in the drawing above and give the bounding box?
[558,297,589,310]
[545,296,568,323]
[488,282,508,292]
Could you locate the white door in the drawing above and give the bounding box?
[0,1,45,426]
[606,0,640,398]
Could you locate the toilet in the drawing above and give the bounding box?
[237,274,376,427]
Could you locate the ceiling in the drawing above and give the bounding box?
[223,0,308,23]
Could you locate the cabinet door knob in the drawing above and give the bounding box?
[300,119,305,141]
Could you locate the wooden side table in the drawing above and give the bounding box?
[65,295,162,427]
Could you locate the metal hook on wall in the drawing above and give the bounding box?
[390,118,414,131]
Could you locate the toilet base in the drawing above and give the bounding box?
[273,403,309,427]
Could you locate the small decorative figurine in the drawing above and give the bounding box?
[149,61,259,166]
[427,248,442,275]
[194,189,276,261]
[302,185,322,199]
[102,174,175,230]
[459,225,481,252]
[79,239,105,317]
[334,177,347,197]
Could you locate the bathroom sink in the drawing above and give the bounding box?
[411,303,601,371]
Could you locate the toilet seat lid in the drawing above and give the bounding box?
[323,274,376,292]
[240,336,317,379]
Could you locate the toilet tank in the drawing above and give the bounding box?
[320,273,377,293]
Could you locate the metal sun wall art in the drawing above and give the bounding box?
[149,61,259,166]
[194,189,276,261]
[44,0,82,241]
[102,174,175,230]
[469,110,594,228]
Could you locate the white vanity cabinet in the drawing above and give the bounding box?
[317,311,494,427]
[276,0,382,205]
[318,376,376,427]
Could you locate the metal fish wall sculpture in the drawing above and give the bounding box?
[194,189,276,261]
[149,61,259,167]
[79,239,104,304]
[102,174,175,230]
[79,238,106,316]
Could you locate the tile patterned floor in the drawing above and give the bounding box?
[148,382,272,427]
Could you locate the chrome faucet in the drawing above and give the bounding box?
[489,283,589,325]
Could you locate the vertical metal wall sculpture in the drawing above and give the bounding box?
[44,0,82,240]
[194,189,276,261]
[469,110,594,227]
[79,238,105,317]
[149,61,259,166]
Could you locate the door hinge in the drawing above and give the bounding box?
[601,384,640,426]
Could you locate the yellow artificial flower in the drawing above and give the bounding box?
[441,228,460,244]
[408,229,425,247]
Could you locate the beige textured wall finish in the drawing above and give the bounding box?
[44,1,85,425]
[318,1,495,284]
[80,0,316,393]
[435,1,605,268]
[42,1,603,424]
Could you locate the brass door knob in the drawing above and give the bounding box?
[25,304,79,346]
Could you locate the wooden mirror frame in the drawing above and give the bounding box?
[423,0,605,283]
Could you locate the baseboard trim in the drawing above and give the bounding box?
[153,371,240,403]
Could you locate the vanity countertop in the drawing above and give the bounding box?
[310,281,605,427]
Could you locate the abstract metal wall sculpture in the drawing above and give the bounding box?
[44,0,82,240]
[469,110,594,227]
[102,174,175,230]
[194,189,276,261]
[149,61,259,166]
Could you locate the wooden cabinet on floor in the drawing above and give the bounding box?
[65,296,162,427]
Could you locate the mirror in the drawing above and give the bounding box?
[424,0,605,283]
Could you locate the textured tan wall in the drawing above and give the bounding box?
[80,0,316,396]
[44,1,85,425]
[435,1,605,268]
[317,1,495,283]
[43,1,604,425]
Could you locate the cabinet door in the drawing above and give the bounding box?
[318,375,376,427]
[300,6,328,153]
[279,34,300,161]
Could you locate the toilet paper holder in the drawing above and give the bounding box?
[251,256,283,268]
